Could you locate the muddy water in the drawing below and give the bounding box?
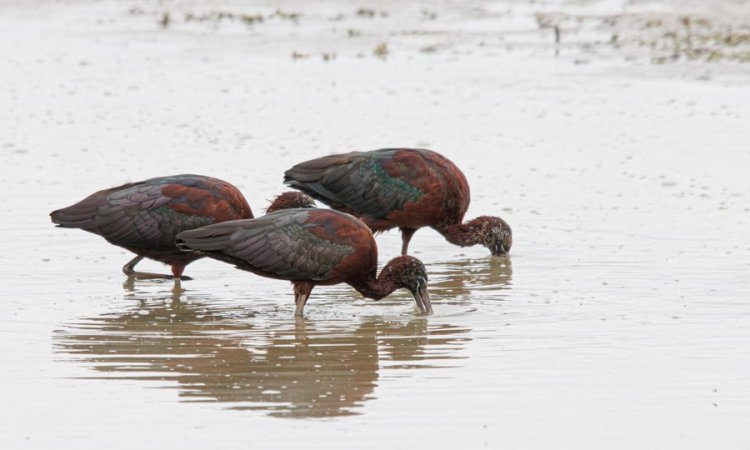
[2,1,750,448]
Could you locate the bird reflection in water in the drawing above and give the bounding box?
[430,256,513,302]
[55,282,471,418]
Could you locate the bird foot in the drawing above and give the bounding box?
[127,271,178,281]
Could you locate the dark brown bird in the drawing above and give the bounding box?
[283,148,512,256]
[176,208,432,316]
[50,174,314,280]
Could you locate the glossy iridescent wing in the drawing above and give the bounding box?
[51,175,250,250]
[284,149,425,220]
[176,209,355,281]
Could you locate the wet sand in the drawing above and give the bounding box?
[1,0,749,448]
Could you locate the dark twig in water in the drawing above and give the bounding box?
[159,12,170,28]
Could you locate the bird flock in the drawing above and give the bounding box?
[50,148,512,316]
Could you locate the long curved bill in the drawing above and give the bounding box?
[491,242,508,256]
[414,283,433,315]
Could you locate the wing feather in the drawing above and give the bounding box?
[50,175,249,251]
[284,149,425,221]
[176,209,356,281]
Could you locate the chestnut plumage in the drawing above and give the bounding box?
[176,208,433,316]
[265,191,315,214]
[283,148,512,256]
[50,174,310,280]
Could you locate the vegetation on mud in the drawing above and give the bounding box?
[129,4,750,64]
[536,11,750,63]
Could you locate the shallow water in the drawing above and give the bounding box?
[2,0,750,448]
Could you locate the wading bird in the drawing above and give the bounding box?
[50,174,314,280]
[283,148,512,256]
[176,208,432,316]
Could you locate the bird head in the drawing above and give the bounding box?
[384,255,432,314]
[265,191,316,214]
[473,216,512,256]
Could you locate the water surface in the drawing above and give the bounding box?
[1,0,749,448]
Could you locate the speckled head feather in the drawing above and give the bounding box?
[265,191,316,214]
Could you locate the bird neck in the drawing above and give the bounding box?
[350,266,401,300]
[436,221,482,247]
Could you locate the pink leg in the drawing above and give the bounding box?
[293,281,314,316]
[400,227,417,255]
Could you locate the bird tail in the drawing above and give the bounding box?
[284,154,358,212]
[284,153,349,181]
[50,183,137,230]
[283,164,326,198]
[176,223,236,253]
[50,204,98,230]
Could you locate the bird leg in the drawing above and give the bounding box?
[122,255,146,276]
[171,265,192,281]
[399,227,417,255]
[121,255,187,280]
[293,281,314,316]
